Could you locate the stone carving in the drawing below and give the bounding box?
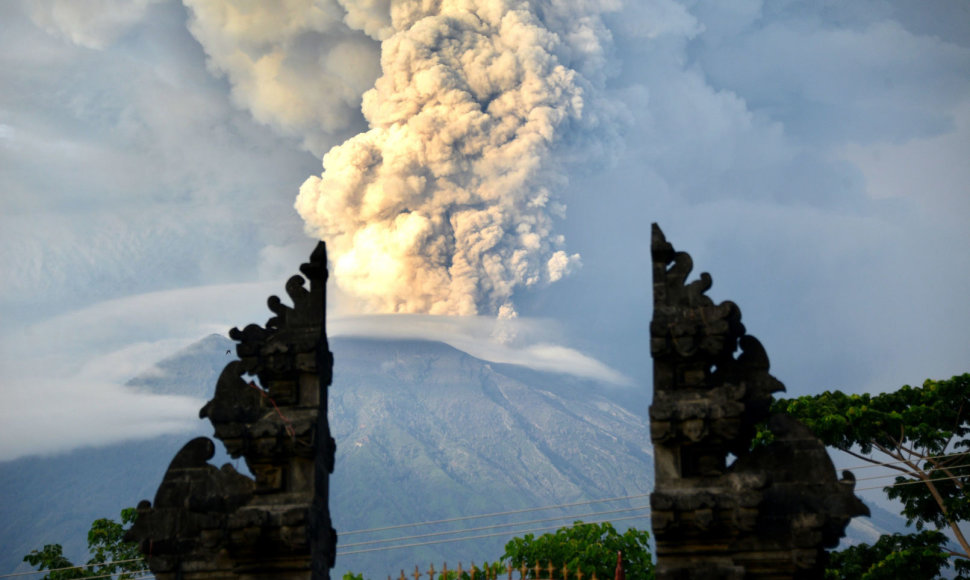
[649,224,868,579]
[126,242,336,580]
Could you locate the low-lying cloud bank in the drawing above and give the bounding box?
[329,313,632,386]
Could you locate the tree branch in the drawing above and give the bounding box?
[908,465,970,558]
[839,446,914,475]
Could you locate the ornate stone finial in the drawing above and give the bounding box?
[649,224,868,579]
[126,242,336,580]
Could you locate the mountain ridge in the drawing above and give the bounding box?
[0,333,904,578]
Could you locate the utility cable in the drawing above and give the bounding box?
[9,460,966,573]
[338,512,651,556]
[340,504,651,549]
[856,471,969,492]
[342,493,651,537]
[838,451,970,472]
[849,463,970,484]
[0,558,146,579]
[342,453,970,539]
[68,572,153,580]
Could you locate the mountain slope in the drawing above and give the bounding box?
[0,334,904,579]
[329,338,653,576]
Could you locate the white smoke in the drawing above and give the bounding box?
[295,0,620,316]
[182,0,383,154]
[180,0,618,316]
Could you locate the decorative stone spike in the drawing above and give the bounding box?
[126,242,336,580]
[649,224,868,579]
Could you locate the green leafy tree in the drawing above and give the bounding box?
[23,508,148,579]
[824,530,954,580]
[772,373,969,577]
[501,521,653,580]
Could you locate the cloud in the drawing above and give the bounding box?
[0,275,629,461]
[182,0,381,155]
[0,382,203,462]
[328,313,631,385]
[23,0,164,49]
[0,2,323,323]
[0,333,206,462]
[0,280,286,461]
[841,100,970,219]
[688,6,970,145]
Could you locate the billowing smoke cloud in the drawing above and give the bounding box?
[183,0,383,154]
[293,0,618,316]
[180,0,617,316]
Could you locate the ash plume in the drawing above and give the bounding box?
[186,0,618,316]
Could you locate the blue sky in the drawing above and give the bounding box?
[0,0,968,461]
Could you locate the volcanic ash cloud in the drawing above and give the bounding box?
[296,1,613,316]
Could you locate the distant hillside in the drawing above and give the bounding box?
[0,334,906,578]
[330,337,654,576]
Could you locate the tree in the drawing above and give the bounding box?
[23,508,148,580]
[772,373,969,578]
[824,530,952,580]
[501,521,653,580]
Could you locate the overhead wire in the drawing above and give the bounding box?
[339,453,969,540]
[0,569,153,580]
[338,469,970,556]
[64,572,153,580]
[341,493,651,537]
[848,463,970,484]
[339,504,651,549]
[836,451,970,472]
[855,471,970,492]
[6,458,966,573]
[0,558,147,579]
[339,512,652,556]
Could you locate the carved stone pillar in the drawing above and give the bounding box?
[649,224,867,579]
[127,242,336,580]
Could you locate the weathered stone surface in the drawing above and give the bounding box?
[649,224,867,579]
[126,242,336,580]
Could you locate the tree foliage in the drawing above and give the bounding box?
[772,373,970,573]
[501,521,653,580]
[824,530,961,580]
[23,508,147,579]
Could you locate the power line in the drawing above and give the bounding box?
[339,512,652,556]
[849,463,970,484]
[9,459,966,574]
[856,471,969,492]
[68,572,153,580]
[340,454,970,541]
[340,504,651,549]
[340,461,966,546]
[339,471,970,556]
[0,558,146,579]
[838,451,970,472]
[0,569,153,580]
[342,493,651,537]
